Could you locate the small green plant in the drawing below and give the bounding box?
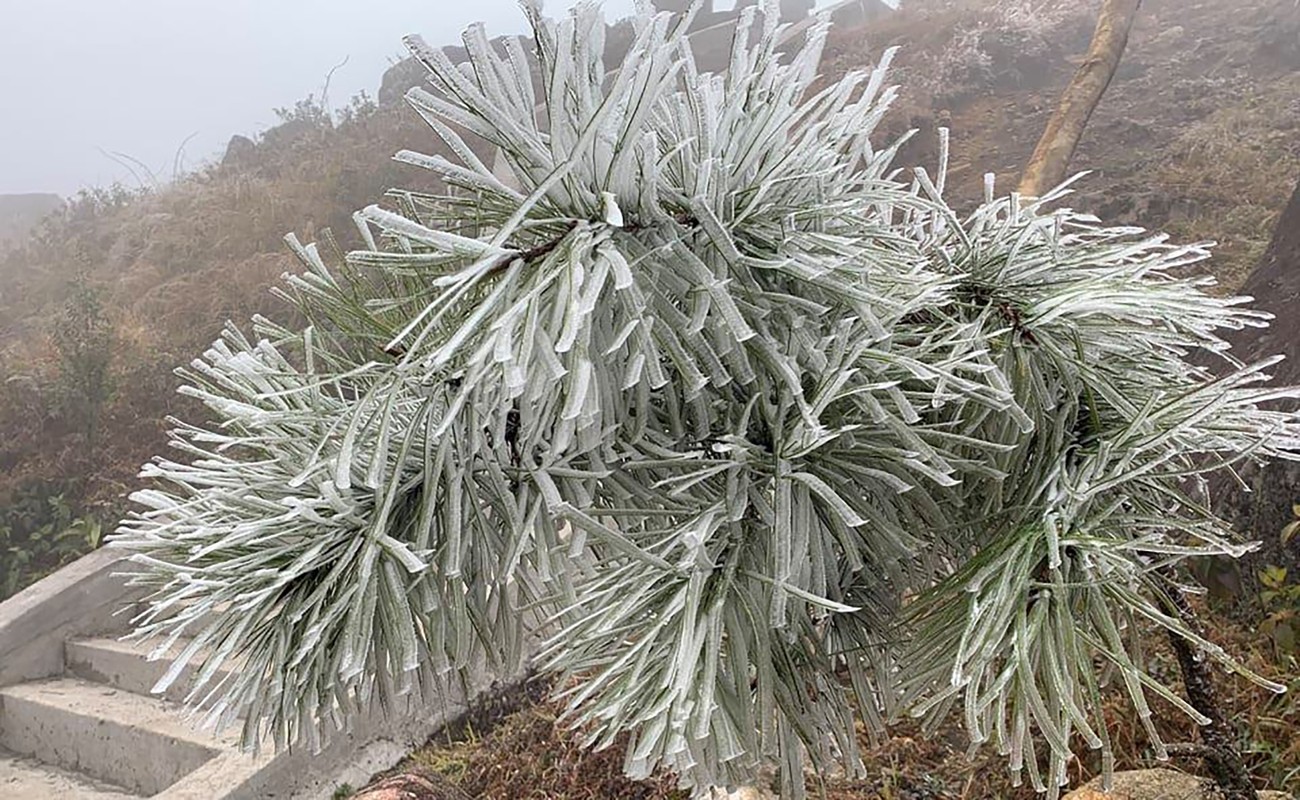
[0,486,104,599]
[51,272,115,450]
[1259,506,1300,657]
[1278,502,1300,547]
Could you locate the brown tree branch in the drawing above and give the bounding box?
[350,767,473,799]
[1017,0,1143,199]
[1157,572,1259,800]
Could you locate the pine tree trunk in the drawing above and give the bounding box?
[1018,0,1143,198]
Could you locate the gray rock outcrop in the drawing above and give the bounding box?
[1063,768,1292,800]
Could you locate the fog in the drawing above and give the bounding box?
[0,0,857,197]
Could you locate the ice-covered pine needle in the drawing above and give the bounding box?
[111,2,1300,799]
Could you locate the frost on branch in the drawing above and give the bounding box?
[112,3,1300,799]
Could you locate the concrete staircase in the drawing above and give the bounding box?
[0,635,261,799]
[0,550,496,800]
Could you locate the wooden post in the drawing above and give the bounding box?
[1017,0,1143,199]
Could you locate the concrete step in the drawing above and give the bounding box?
[65,636,238,708]
[0,549,502,799]
[0,747,142,799]
[0,677,229,796]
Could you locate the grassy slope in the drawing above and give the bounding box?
[0,99,444,591]
[822,0,1300,291]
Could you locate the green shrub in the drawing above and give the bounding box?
[52,273,115,449]
[0,483,103,599]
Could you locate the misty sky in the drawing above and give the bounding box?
[0,1,845,197]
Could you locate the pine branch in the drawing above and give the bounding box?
[109,3,1300,798]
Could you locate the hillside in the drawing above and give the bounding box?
[0,193,62,250]
[1,0,1294,610]
[2,0,1299,792]
[0,96,441,595]
[823,0,1300,290]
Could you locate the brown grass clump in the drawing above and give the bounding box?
[397,607,1300,800]
[403,678,689,800]
[1153,74,1300,292]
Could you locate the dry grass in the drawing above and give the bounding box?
[402,677,689,800]
[822,0,1300,292]
[1153,74,1300,291]
[0,96,442,553]
[396,608,1300,800]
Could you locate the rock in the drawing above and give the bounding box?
[1062,768,1292,800]
[652,0,704,12]
[349,768,474,800]
[220,134,257,170]
[1207,177,1300,587]
[709,787,776,800]
[1225,178,1300,382]
[779,0,816,21]
[377,56,433,108]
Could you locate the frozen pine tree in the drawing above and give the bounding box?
[112,2,1300,798]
